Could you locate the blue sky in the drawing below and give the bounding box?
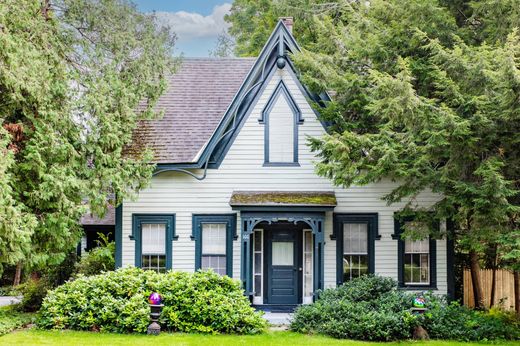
[133,0,232,57]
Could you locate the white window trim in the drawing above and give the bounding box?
[302,229,313,304]
[252,229,263,305]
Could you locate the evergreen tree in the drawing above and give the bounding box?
[0,0,176,275]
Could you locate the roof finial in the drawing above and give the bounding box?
[279,17,293,34]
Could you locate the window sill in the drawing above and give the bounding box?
[263,162,300,167]
[398,284,438,291]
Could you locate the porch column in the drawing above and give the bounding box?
[309,218,325,297]
[240,217,257,299]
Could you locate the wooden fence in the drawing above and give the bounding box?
[463,269,516,310]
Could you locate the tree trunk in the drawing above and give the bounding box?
[469,250,485,309]
[514,270,519,315]
[13,262,22,286]
[490,245,498,307]
[490,266,496,307]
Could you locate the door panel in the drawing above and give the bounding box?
[266,226,301,304]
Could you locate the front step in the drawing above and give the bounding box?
[262,311,293,326]
[253,304,298,313]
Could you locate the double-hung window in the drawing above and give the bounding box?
[394,217,437,289]
[201,223,227,275]
[192,214,236,276]
[132,214,176,272]
[333,214,379,285]
[343,223,369,281]
[404,238,430,285]
[141,223,167,272]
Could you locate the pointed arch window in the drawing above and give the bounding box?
[259,80,303,166]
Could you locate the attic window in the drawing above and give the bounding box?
[259,80,303,166]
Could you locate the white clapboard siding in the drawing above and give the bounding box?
[122,68,448,294]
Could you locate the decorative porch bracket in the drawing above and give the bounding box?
[240,212,326,301]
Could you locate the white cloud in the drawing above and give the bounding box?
[154,3,231,42]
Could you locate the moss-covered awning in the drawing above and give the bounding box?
[229,191,337,210]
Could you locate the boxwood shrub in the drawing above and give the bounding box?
[291,275,519,341]
[37,267,266,334]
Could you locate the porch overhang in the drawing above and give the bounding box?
[229,191,337,211]
[238,208,328,303]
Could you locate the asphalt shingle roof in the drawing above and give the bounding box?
[126,57,256,164]
[80,205,115,226]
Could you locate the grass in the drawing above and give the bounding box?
[1,330,519,346]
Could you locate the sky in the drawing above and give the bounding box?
[133,0,232,57]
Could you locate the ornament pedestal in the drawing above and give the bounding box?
[147,304,164,335]
[411,307,429,340]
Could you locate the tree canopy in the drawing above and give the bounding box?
[0,0,176,273]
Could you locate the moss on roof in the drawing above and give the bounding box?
[229,191,337,206]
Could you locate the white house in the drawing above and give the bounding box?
[118,20,454,308]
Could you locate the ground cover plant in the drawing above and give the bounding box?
[0,306,34,336]
[291,275,519,341]
[37,267,266,334]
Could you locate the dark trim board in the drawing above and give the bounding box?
[253,304,298,313]
[191,214,237,277]
[131,214,177,270]
[394,215,438,290]
[446,219,456,300]
[115,204,122,268]
[333,213,379,286]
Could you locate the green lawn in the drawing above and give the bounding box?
[1,330,519,346]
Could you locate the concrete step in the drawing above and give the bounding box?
[262,312,293,326]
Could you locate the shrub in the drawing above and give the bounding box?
[17,278,52,312]
[291,275,418,341]
[291,275,519,341]
[74,234,115,277]
[37,267,267,334]
[421,296,520,341]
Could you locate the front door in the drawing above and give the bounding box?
[265,225,301,304]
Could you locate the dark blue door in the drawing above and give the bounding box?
[266,226,301,304]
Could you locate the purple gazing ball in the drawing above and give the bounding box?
[148,292,162,305]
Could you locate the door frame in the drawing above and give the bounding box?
[240,211,327,303]
[263,223,303,304]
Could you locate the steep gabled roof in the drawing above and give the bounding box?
[129,21,330,170]
[126,58,255,163]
